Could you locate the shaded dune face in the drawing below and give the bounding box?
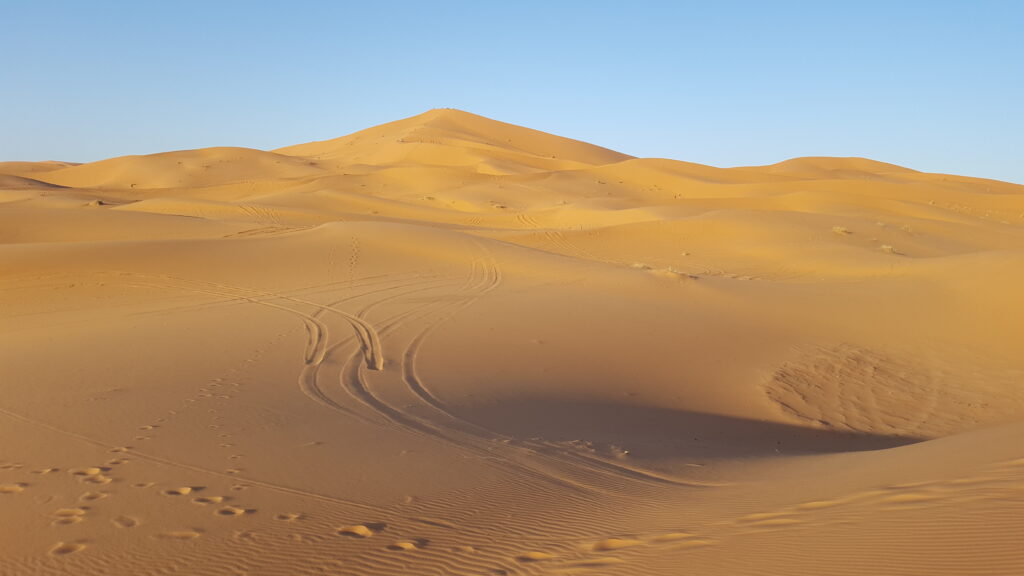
[1,109,1023,576]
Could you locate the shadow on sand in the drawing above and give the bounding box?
[454,397,923,460]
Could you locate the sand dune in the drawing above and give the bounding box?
[0,174,67,190]
[33,147,327,190]
[2,109,1023,575]
[275,109,631,173]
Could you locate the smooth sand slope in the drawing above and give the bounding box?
[2,109,1023,576]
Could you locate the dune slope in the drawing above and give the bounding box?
[2,110,1023,576]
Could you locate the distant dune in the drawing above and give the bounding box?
[2,109,1022,576]
[0,174,66,190]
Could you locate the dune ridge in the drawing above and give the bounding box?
[2,109,1023,575]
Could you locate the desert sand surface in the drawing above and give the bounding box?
[2,109,1023,575]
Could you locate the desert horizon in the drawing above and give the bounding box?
[2,108,1023,575]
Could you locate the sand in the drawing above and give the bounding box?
[1,109,1023,575]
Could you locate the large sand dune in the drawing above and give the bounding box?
[2,109,1022,575]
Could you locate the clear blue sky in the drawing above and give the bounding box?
[2,1,1022,183]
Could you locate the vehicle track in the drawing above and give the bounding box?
[321,240,717,491]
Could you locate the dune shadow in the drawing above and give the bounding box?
[453,398,923,460]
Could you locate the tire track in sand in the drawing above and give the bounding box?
[390,240,719,491]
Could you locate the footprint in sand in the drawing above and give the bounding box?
[49,541,86,556]
[53,507,88,518]
[31,467,60,475]
[192,496,225,505]
[70,467,113,485]
[387,538,429,551]
[275,512,303,522]
[79,492,108,502]
[161,486,201,496]
[0,483,27,494]
[112,515,139,528]
[69,467,107,477]
[215,506,255,517]
[337,523,387,538]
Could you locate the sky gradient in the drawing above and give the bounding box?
[2,1,1022,183]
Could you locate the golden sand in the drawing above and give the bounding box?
[1,109,1022,575]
